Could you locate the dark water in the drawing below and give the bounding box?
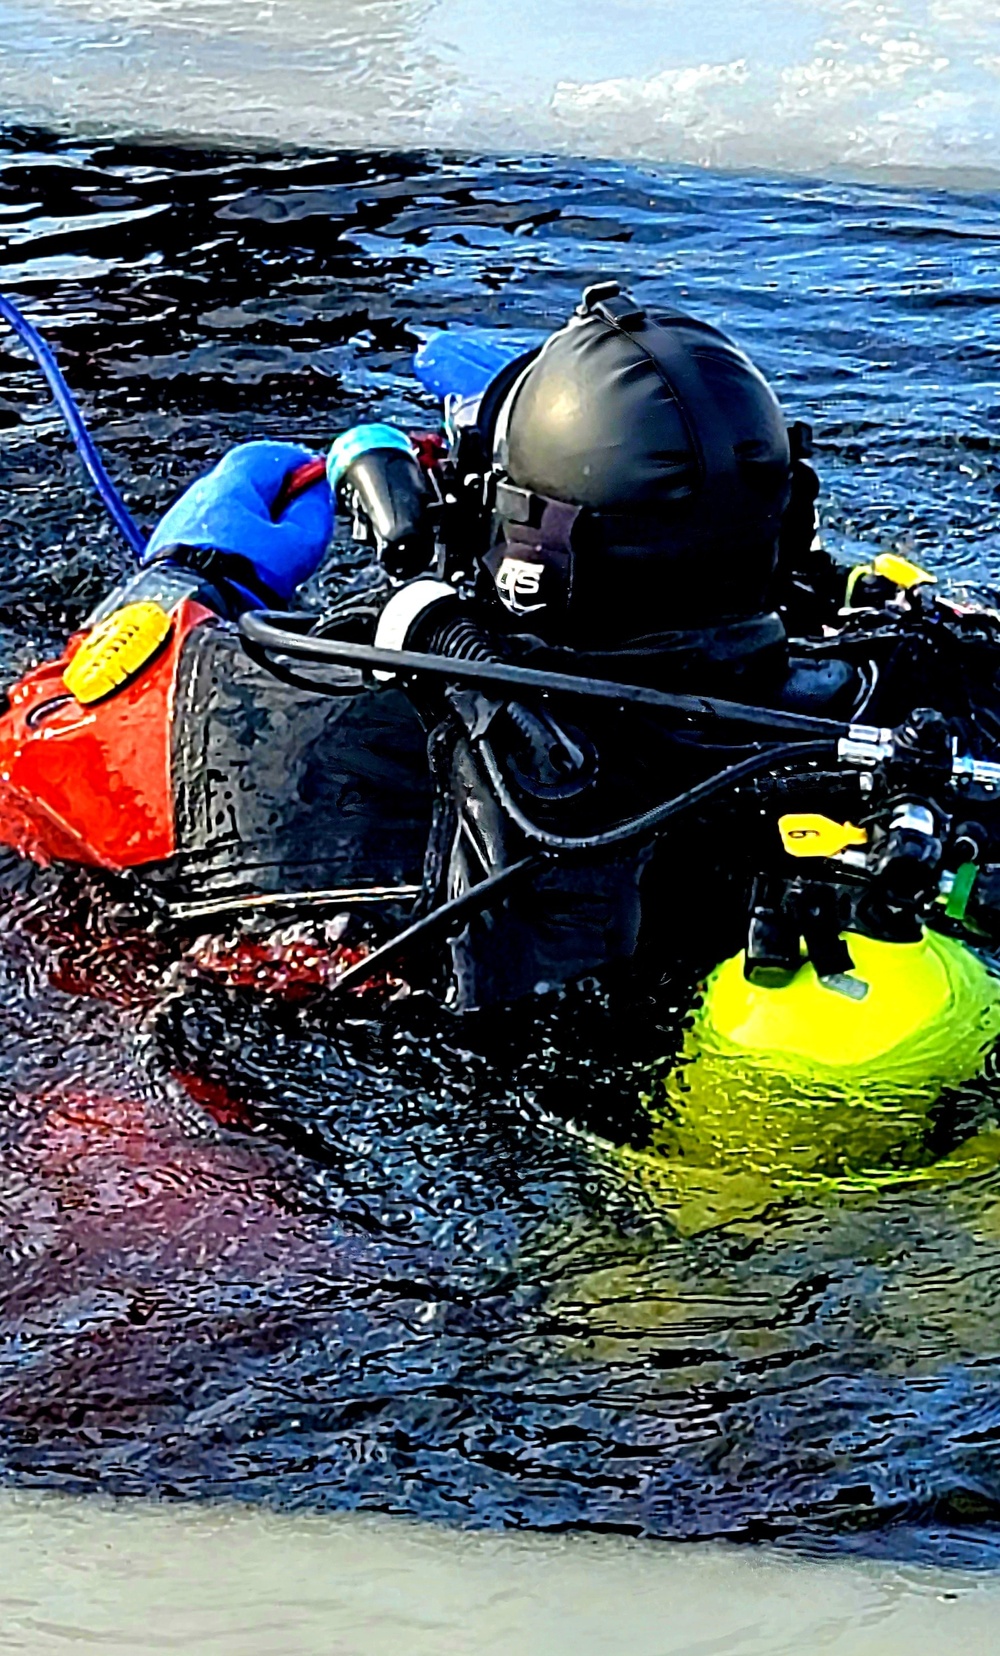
[5,126,1000,1566]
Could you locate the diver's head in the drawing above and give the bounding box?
[481,283,793,651]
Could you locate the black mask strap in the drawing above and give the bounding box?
[484,480,583,619]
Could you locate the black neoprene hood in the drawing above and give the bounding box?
[488,285,793,645]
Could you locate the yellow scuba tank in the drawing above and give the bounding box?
[648,930,1000,1182]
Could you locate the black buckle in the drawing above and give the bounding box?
[494,478,545,527]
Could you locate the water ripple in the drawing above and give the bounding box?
[3,131,1000,1562]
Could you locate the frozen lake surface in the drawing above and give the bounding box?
[0,0,999,182]
[4,1490,1000,1656]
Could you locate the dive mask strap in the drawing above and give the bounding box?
[484,479,584,619]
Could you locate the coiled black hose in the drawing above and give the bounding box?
[420,610,499,664]
[327,740,836,991]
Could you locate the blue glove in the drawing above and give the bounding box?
[143,441,335,602]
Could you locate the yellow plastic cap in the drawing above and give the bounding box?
[871,552,936,590]
[64,601,172,706]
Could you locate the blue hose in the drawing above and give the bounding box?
[0,292,147,557]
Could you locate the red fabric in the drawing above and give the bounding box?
[410,430,447,470]
[0,597,213,870]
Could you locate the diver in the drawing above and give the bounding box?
[263,279,1000,1015]
[331,279,846,1009]
[6,280,1000,1028]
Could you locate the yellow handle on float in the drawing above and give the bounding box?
[872,551,936,589]
[63,601,172,705]
[779,813,868,859]
[845,552,936,606]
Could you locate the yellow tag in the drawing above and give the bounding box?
[872,552,935,590]
[63,601,172,706]
[845,553,936,606]
[779,813,868,859]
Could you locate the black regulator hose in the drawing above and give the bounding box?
[238,612,850,742]
[415,606,594,790]
[478,738,838,853]
[419,610,499,664]
[326,741,836,994]
[415,607,839,847]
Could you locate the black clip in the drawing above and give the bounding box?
[577,281,645,330]
[788,419,814,460]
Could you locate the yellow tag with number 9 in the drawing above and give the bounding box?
[779,813,868,859]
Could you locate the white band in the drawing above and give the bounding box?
[372,578,456,679]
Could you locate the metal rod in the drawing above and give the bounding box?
[168,883,423,924]
[328,856,538,998]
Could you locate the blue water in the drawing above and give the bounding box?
[5,129,1000,1567]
